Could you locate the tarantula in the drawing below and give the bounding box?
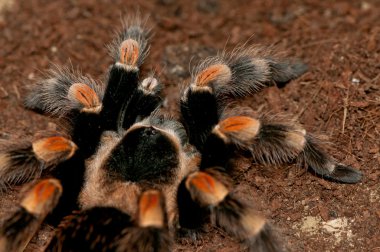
[0,16,362,252]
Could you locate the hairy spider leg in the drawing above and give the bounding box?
[115,190,171,252]
[119,76,163,130]
[101,24,150,132]
[0,136,77,191]
[210,115,362,183]
[196,49,308,100]
[0,179,62,252]
[179,170,284,252]
[47,190,170,252]
[46,207,133,252]
[180,64,225,150]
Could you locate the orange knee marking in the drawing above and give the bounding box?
[33,179,62,203]
[188,172,216,194]
[138,190,164,228]
[219,116,260,135]
[119,39,140,66]
[21,179,62,215]
[195,64,231,87]
[68,83,101,112]
[186,172,229,206]
[139,190,161,215]
[32,136,77,163]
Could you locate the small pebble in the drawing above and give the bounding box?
[351,77,360,84]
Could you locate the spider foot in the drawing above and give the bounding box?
[303,134,363,184]
[318,164,363,184]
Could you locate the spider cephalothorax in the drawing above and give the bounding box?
[0,15,362,252]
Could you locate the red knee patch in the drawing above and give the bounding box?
[32,136,77,164]
[139,190,161,215]
[68,83,101,113]
[119,39,140,67]
[32,179,62,203]
[215,116,261,143]
[138,190,165,228]
[21,179,62,215]
[187,172,216,194]
[195,64,231,87]
[186,172,229,206]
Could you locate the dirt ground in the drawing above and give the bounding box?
[0,0,379,251]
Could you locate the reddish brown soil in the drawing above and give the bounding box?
[0,0,379,251]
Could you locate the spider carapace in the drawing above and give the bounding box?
[0,15,362,252]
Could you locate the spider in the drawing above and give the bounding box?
[0,16,362,252]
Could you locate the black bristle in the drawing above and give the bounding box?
[0,208,39,252]
[120,89,162,130]
[325,164,363,184]
[214,195,285,251]
[46,207,132,252]
[177,178,210,230]
[200,134,232,170]
[69,111,102,158]
[47,154,86,226]
[181,88,219,150]
[115,227,171,252]
[101,67,139,131]
[268,59,308,88]
[302,134,362,183]
[247,223,285,252]
[213,195,247,238]
[251,123,300,164]
[0,145,43,192]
